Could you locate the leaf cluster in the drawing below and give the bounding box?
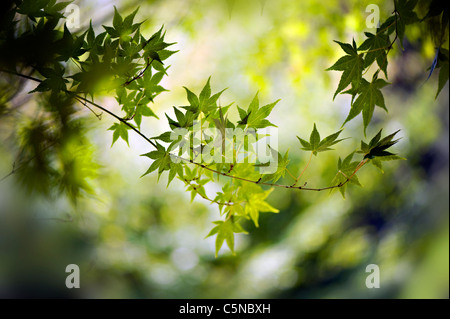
[327,0,448,133]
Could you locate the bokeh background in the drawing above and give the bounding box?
[0,0,448,298]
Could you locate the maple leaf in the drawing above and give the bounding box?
[108,122,131,146]
[331,152,362,198]
[297,123,347,156]
[259,147,290,183]
[327,40,364,99]
[343,78,389,134]
[206,217,247,257]
[359,129,401,159]
[238,92,279,129]
[183,77,226,114]
[243,188,279,227]
[358,31,390,77]
[435,48,449,98]
[141,142,172,179]
[358,129,405,172]
[395,0,420,47]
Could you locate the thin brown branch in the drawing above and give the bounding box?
[375,8,399,77]
[74,95,102,120]
[123,58,154,86]
[0,141,58,182]
[177,156,365,192]
[72,93,158,149]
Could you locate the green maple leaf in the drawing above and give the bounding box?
[370,155,406,173]
[112,6,123,31]
[395,0,420,47]
[343,78,389,134]
[108,122,131,146]
[206,217,247,257]
[182,77,226,115]
[186,178,209,202]
[259,147,290,183]
[45,1,72,17]
[103,6,127,39]
[359,129,402,159]
[182,87,199,109]
[327,40,364,99]
[151,131,173,143]
[133,103,158,128]
[141,142,171,179]
[144,26,175,53]
[238,92,279,129]
[331,152,362,198]
[296,123,347,156]
[358,31,390,77]
[137,67,168,103]
[18,0,71,19]
[435,48,449,98]
[237,107,251,125]
[55,24,86,61]
[379,16,397,36]
[358,129,405,172]
[213,183,237,214]
[106,6,142,41]
[165,107,197,129]
[167,162,183,187]
[115,88,136,113]
[243,188,279,227]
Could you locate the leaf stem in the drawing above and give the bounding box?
[285,168,297,181]
[292,152,313,186]
[185,179,236,206]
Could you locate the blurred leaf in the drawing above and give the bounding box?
[206,218,247,257]
[395,0,420,47]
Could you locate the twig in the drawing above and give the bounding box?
[123,58,154,86]
[0,141,58,182]
[74,95,102,120]
[176,156,364,192]
[185,179,237,206]
[292,152,312,186]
